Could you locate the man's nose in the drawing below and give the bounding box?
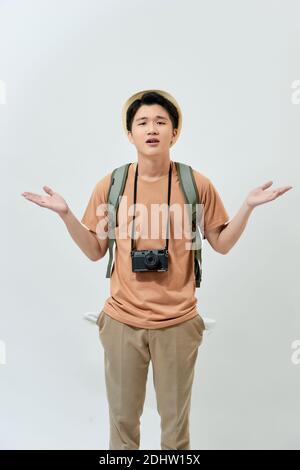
[147,121,158,132]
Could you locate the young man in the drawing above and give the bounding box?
[21,90,292,450]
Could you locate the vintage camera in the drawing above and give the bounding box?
[131,248,168,272]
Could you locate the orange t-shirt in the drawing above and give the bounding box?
[81,160,230,329]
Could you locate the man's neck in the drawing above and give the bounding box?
[133,156,172,181]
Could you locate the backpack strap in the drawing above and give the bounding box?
[105,163,131,278]
[174,161,203,288]
[105,161,203,288]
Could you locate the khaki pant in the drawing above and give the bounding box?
[96,310,205,450]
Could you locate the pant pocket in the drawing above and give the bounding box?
[193,315,205,345]
[96,310,105,328]
[196,314,206,332]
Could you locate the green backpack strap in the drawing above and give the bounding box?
[175,161,203,288]
[105,161,203,288]
[105,163,131,278]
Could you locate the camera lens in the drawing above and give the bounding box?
[144,251,159,269]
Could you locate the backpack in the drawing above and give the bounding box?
[105,161,203,287]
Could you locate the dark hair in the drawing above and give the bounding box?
[126,91,179,132]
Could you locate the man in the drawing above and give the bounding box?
[21,90,292,450]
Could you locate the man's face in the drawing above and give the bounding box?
[127,104,178,155]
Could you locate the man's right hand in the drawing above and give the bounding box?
[21,185,69,217]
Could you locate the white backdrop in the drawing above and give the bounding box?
[0,0,299,450]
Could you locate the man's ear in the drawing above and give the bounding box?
[127,131,133,144]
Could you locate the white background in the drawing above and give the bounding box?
[0,0,299,449]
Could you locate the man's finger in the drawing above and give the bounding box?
[22,192,39,198]
[43,186,54,196]
[278,186,293,195]
[260,180,273,190]
[23,197,44,207]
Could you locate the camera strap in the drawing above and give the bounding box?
[131,162,172,252]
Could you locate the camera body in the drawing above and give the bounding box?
[131,248,168,272]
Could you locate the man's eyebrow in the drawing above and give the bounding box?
[135,115,168,121]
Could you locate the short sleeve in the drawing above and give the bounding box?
[193,170,230,240]
[81,172,112,235]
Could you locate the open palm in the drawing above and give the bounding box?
[21,186,69,216]
[246,180,293,208]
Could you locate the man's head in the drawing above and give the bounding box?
[123,90,182,156]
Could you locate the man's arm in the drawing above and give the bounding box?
[205,201,252,255]
[59,208,107,261]
[205,180,293,255]
[21,185,106,261]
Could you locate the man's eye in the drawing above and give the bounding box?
[138,122,165,125]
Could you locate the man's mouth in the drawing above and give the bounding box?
[146,138,160,145]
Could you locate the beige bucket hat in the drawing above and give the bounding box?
[121,89,182,147]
